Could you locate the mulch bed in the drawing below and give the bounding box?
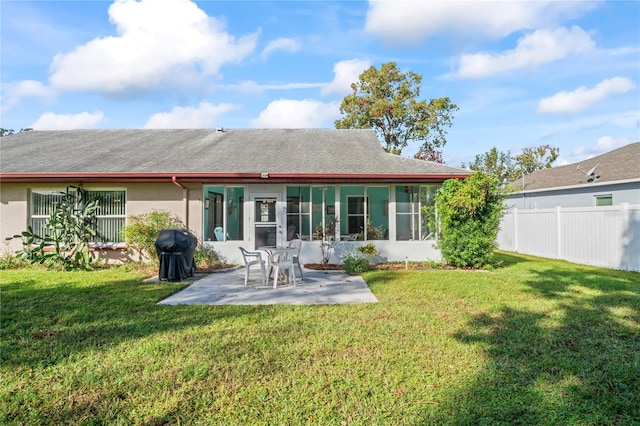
[303,263,477,271]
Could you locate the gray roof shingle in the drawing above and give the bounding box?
[0,129,468,180]
[511,142,640,192]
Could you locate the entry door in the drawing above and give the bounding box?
[253,196,279,248]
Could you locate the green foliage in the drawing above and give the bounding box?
[0,250,28,270]
[194,245,227,270]
[463,147,517,185]
[464,144,560,186]
[121,210,184,262]
[8,187,100,270]
[341,251,370,275]
[435,172,505,268]
[335,62,458,156]
[357,243,378,257]
[514,144,560,175]
[0,128,32,137]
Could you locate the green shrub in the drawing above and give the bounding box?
[194,245,227,270]
[435,172,505,268]
[7,186,100,270]
[342,252,370,275]
[0,250,28,270]
[121,211,184,263]
[357,243,378,257]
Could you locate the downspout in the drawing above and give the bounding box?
[172,176,189,229]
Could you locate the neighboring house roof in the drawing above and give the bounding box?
[0,129,469,183]
[509,142,640,193]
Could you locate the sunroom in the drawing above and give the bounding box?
[203,183,441,264]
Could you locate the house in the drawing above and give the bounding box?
[498,142,640,272]
[0,128,469,265]
[505,142,640,209]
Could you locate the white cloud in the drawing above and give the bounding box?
[456,26,595,78]
[260,82,326,90]
[2,80,56,112]
[143,101,237,128]
[571,136,631,158]
[321,59,371,97]
[30,111,104,130]
[364,0,599,44]
[537,77,636,114]
[233,80,264,95]
[48,0,257,95]
[261,38,301,60]
[250,99,340,128]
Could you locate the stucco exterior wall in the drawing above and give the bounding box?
[0,182,205,257]
[1,183,30,253]
[1,181,443,265]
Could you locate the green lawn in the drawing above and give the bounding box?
[1,253,639,425]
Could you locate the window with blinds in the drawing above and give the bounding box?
[30,189,126,243]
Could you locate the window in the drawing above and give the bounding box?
[339,186,388,240]
[595,195,612,206]
[30,188,126,244]
[203,185,244,241]
[286,186,311,240]
[395,185,438,240]
[347,196,367,234]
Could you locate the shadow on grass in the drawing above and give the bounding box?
[429,261,640,424]
[0,273,270,369]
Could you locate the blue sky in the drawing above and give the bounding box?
[1,0,638,166]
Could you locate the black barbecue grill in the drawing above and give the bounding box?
[155,229,197,281]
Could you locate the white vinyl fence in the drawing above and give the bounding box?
[497,204,640,272]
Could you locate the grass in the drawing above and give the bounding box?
[1,253,639,425]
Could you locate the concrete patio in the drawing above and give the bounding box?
[156,267,378,305]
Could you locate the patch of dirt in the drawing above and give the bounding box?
[303,263,344,270]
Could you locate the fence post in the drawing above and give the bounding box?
[513,208,518,252]
[556,206,562,259]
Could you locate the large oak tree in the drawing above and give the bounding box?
[335,62,458,157]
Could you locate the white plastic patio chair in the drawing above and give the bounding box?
[239,247,267,286]
[287,238,303,279]
[269,248,297,289]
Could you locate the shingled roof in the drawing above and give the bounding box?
[512,142,640,192]
[0,129,469,183]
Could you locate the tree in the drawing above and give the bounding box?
[462,147,516,185]
[1,128,33,137]
[435,172,505,268]
[414,146,444,163]
[335,62,458,156]
[514,144,559,175]
[464,144,560,185]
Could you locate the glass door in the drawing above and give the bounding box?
[254,197,278,248]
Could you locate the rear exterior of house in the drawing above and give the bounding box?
[0,129,469,265]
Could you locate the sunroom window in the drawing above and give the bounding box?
[30,189,126,244]
[340,186,388,240]
[286,186,311,240]
[204,185,244,241]
[395,185,438,240]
